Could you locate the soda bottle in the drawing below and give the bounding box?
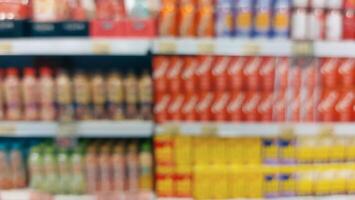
[99,144,113,192]
[273,0,291,38]
[73,69,92,120]
[107,70,125,120]
[23,67,39,120]
[138,71,153,120]
[112,142,126,191]
[70,146,86,194]
[43,146,58,194]
[4,68,22,120]
[235,0,253,37]
[85,143,99,193]
[254,0,272,38]
[0,144,11,189]
[0,69,4,120]
[127,141,139,191]
[39,67,56,121]
[91,71,106,119]
[124,72,139,119]
[58,148,70,194]
[28,146,44,190]
[56,69,74,122]
[139,142,153,191]
[215,0,234,37]
[10,143,26,189]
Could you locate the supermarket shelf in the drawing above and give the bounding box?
[153,38,292,56]
[158,196,355,200]
[0,38,151,55]
[314,41,355,58]
[156,122,355,137]
[0,121,154,137]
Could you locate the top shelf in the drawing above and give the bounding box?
[0,38,354,57]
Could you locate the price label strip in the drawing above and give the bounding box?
[0,124,16,136]
[242,42,260,55]
[197,41,215,54]
[201,124,218,136]
[92,41,111,54]
[57,122,78,149]
[157,40,177,54]
[0,42,12,54]
[292,41,314,56]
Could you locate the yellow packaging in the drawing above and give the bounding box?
[296,136,316,163]
[156,172,174,197]
[262,138,279,164]
[313,135,331,163]
[244,165,263,198]
[296,165,314,196]
[346,163,355,194]
[174,135,192,165]
[155,134,174,164]
[210,138,226,165]
[279,138,296,164]
[193,165,211,199]
[278,165,296,196]
[193,136,211,165]
[345,137,355,162]
[263,165,279,198]
[314,165,332,196]
[244,138,262,165]
[329,136,346,162]
[229,165,245,198]
[175,165,192,197]
[210,165,229,199]
[227,138,245,164]
[331,164,347,194]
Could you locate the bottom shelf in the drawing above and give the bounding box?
[1,190,154,200]
[157,196,355,200]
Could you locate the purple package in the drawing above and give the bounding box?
[215,1,234,37]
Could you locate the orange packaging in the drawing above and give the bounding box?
[289,65,302,90]
[154,94,171,123]
[320,58,340,89]
[228,57,246,91]
[196,3,214,37]
[179,0,196,37]
[213,56,231,92]
[182,57,198,94]
[302,87,319,122]
[318,89,340,122]
[211,92,230,121]
[167,57,184,95]
[196,56,214,91]
[159,3,178,36]
[153,56,170,94]
[197,92,214,121]
[244,57,262,91]
[168,94,185,121]
[338,58,354,89]
[258,91,274,122]
[336,89,354,122]
[260,57,275,92]
[156,173,174,197]
[275,57,290,90]
[242,91,261,122]
[0,0,29,19]
[273,90,287,122]
[288,88,301,122]
[227,91,245,121]
[181,94,199,121]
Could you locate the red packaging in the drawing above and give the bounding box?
[168,95,185,121]
[154,94,171,123]
[227,91,245,122]
[273,90,288,122]
[320,58,340,89]
[336,89,354,122]
[275,57,290,90]
[288,88,302,122]
[213,56,231,91]
[244,57,262,91]
[289,66,302,90]
[345,0,355,9]
[343,9,355,39]
[302,61,318,89]
[318,89,340,122]
[228,57,246,91]
[196,56,214,91]
[167,57,184,94]
[90,19,126,37]
[338,58,354,88]
[258,92,274,122]
[196,92,214,121]
[301,88,319,122]
[308,9,325,40]
[182,57,198,94]
[124,18,157,38]
[260,57,275,91]
[211,92,230,121]
[153,56,170,94]
[242,91,261,122]
[181,94,199,121]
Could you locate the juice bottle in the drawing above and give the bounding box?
[73,69,92,120]
[127,141,139,191]
[85,143,99,193]
[138,71,153,120]
[23,67,39,120]
[124,72,139,119]
[43,146,58,194]
[4,67,22,120]
[112,142,126,191]
[99,144,113,192]
[107,71,125,120]
[91,71,106,119]
[139,142,153,190]
[0,69,4,120]
[39,67,56,121]
[9,143,26,189]
[28,146,44,190]
[70,146,86,194]
[0,144,11,189]
[56,69,74,122]
[58,148,70,194]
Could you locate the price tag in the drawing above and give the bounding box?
[197,42,215,54]
[0,42,12,54]
[201,124,217,135]
[242,42,260,55]
[0,124,16,135]
[58,122,77,137]
[92,42,111,54]
[292,42,313,56]
[157,40,177,54]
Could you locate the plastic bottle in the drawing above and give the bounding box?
[130,0,150,18]
[107,71,125,120]
[58,148,70,194]
[0,69,4,120]
[43,146,58,194]
[127,142,139,191]
[112,142,126,191]
[139,142,153,191]
[23,67,39,120]
[235,0,253,37]
[73,69,92,120]
[0,144,11,189]
[99,144,113,192]
[70,146,86,194]
[39,67,56,121]
[10,143,26,189]
[273,0,291,38]
[56,69,74,122]
[91,71,106,119]
[138,71,153,120]
[4,68,22,120]
[28,146,43,190]
[85,144,99,193]
[124,72,139,119]
[254,0,272,38]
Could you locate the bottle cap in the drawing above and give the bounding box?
[40,66,52,76]
[24,67,36,76]
[7,67,18,76]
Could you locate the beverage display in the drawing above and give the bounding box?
[153,56,355,123]
[0,67,153,121]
